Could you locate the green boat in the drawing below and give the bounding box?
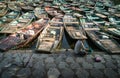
[36,17,64,53]
[0,11,35,34]
[80,17,120,54]
[63,13,92,53]
[94,1,105,10]
[59,5,73,13]
[0,18,49,51]
[34,7,48,19]
[0,11,21,26]
[53,0,61,6]
[86,13,106,26]
[0,2,8,17]
[108,15,120,28]
[8,2,22,11]
[59,0,67,4]
[79,5,94,14]
[107,28,120,38]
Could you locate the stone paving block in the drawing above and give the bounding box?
[82,62,93,69]
[32,62,46,78]
[0,53,4,61]
[19,53,33,63]
[90,69,104,78]
[66,57,75,64]
[118,69,120,75]
[70,62,80,70]
[94,63,105,69]
[31,54,43,60]
[3,53,13,60]
[76,69,89,78]
[45,57,55,63]
[0,59,12,70]
[26,57,37,68]
[103,55,112,60]
[104,69,118,78]
[12,53,33,67]
[105,62,117,69]
[47,68,60,78]
[0,64,20,78]
[76,57,85,63]
[39,54,49,59]
[16,68,31,78]
[118,63,120,68]
[85,55,94,63]
[55,55,65,64]
[112,55,120,60]
[46,63,57,70]
[34,61,45,70]
[61,68,74,78]
[103,55,114,63]
[1,70,13,78]
[58,62,69,69]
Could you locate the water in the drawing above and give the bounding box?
[61,32,71,49]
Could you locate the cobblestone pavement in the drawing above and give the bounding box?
[0,50,120,78]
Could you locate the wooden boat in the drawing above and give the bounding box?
[0,11,20,26]
[21,5,34,11]
[0,18,49,51]
[53,0,61,6]
[0,11,35,34]
[94,1,111,16]
[86,13,107,26]
[87,30,120,54]
[34,7,48,19]
[59,0,67,4]
[94,1,105,10]
[103,0,114,8]
[0,2,8,17]
[36,17,64,52]
[19,2,34,11]
[63,14,92,52]
[107,28,120,38]
[108,15,120,28]
[8,2,22,11]
[80,17,120,54]
[50,16,63,23]
[59,5,73,13]
[79,5,94,14]
[63,14,87,40]
[45,6,64,17]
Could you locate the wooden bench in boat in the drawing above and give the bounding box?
[64,18,77,20]
[84,28,100,30]
[8,13,18,16]
[42,37,55,42]
[108,28,116,30]
[95,13,107,18]
[50,22,63,24]
[100,39,120,53]
[38,42,53,51]
[18,19,29,23]
[64,22,79,24]
[73,13,83,17]
[114,14,120,17]
[70,30,87,39]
